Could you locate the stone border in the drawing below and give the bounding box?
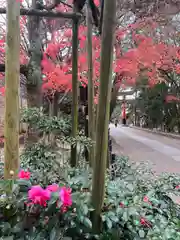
[129,126,180,140]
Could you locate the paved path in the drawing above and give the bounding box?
[110,124,180,174]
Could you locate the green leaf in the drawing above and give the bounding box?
[134,195,140,203]
[50,228,56,240]
[81,204,89,215]
[127,183,134,191]
[0,222,11,235]
[88,207,94,211]
[110,215,119,223]
[101,215,106,222]
[49,192,59,204]
[71,192,80,201]
[106,218,112,229]
[139,230,145,238]
[16,179,31,192]
[122,210,129,222]
[1,237,14,240]
[83,217,92,229]
[12,183,19,195]
[11,223,22,233]
[128,207,138,217]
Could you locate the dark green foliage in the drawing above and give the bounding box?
[0,154,180,239]
[20,143,60,185]
[1,106,178,239]
[0,178,94,240]
[137,82,168,128]
[136,81,180,132]
[21,107,72,137]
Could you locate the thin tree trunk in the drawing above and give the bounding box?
[134,90,137,126]
[70,13,79,167]
[50,92,59,146]
[26,0,42,145]
[19,96,23,133]
[110,74,121,117]
[4,0,20,179]
[86,2,95,167]
[27,0,42,107]
[91,0,116,232]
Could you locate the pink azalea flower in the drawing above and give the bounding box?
[143,196,149,202]
[140,217,152,228]
[46,184,59,192]
[119,202,124,208]
[59,187,72,207]
[28,185,51,207]
[61,205,68,213]
[18,170,30,180]
[175,185,180,189]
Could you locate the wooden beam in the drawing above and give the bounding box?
[0,7,81,19]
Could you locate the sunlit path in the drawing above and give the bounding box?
[110,124,180,174]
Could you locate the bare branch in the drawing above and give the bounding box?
[0,7,81,19]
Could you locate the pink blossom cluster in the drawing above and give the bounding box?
[18,170,72,209]
[18,170,30,180]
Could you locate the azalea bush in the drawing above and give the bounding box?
[0,170,96,239]
[0,157,180,239]
[20,143,61,185]
[102,170,180,239]
[20,138,94,185]
[64,157,180,239]
[0,174,73,239]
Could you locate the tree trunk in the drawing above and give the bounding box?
[50,92,59,146]
[4,0,20,179]
[109,74,122,118]
[53,91,59,117]
[91,0,116,232]
[26,0,43,145]
[70,13,79,167]
[86,2,95,167]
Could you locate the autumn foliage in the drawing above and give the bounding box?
[114,20,180,89]
[0,3,179,101]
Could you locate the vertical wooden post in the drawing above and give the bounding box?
[70,15,79,167]
[86,2,95,167]
[4,0,20,179]
[91,0,116,231]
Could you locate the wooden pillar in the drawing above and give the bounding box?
[70,15,79,167]
[4,0,20,179]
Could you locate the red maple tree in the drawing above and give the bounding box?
[0,2,179,103]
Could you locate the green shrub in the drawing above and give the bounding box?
[20,143,61,185]
[21,107,71,137]
[64,157,180,239]
[1,149,180,239]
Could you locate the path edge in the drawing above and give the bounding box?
[129,126,180,140]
